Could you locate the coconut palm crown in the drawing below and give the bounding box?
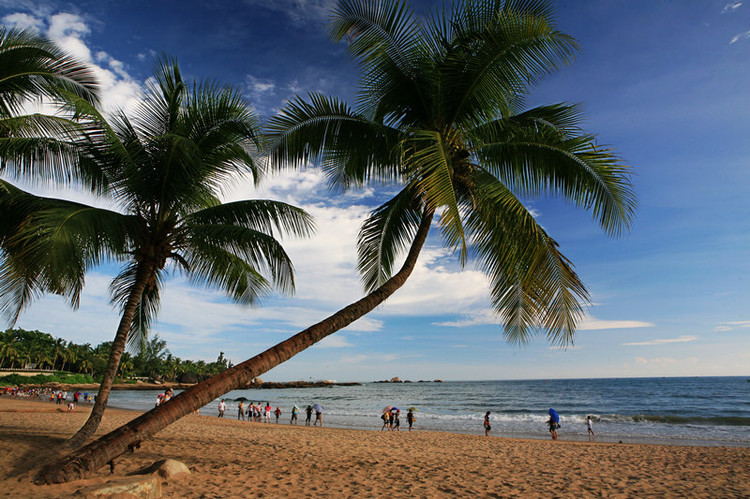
[268,0,636,345]
[1,57,315,444]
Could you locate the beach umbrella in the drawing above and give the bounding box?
[313,403,323,412]
[391,407,399,412]
[407,407,418,411]
[293,405,299,411]
[382,406,393,414]
[549,408,559,423]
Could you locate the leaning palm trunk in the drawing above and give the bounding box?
[35,209,433,485]
[66,265,152,448]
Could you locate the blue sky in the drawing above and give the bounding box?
[1,0,748,381]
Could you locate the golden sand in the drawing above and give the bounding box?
[0,397,748,498]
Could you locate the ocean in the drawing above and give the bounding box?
[106,376,749,447]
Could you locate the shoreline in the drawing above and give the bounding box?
[1,397,749,497]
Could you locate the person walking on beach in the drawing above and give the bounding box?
[274,406,281,423]
[305,405,313,425]
[381,410,391,431]
[393,409,401,431]
[407,409,415,431]
[586,415,595,439]
[484,411,492,436]
[218,399,226,418]
[290,406,299,425]
[238,401,245,420]
[264,402,272,423]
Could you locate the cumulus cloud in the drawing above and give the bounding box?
[1,11,144,115]
[2,12,43,31]
[621,335,698,347]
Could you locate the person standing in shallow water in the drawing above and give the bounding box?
[407,409,415,431]
[484,411,491,436]
[587,415,595,439]
[314,407,323,426]
[305,405,313,425]
[237,401,245,421]
[218,399,226,418]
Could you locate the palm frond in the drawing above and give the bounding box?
[186,199,315,239]
[440,0,578,125]
[183,223,297,297]
[465,168,587,345]
[180,237,274,305]
[357,187,425,291]
[472,104,636,236]
[402,129,467,263]
[266,93,402,190]
[0,26,98,117]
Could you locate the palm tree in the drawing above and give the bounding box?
[0,337,18,368]
[4,56,314,448]
[51,338,66,370]
[35,0,635,483]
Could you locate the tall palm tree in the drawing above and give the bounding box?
[35,0,635,483]
[5,56,314,448]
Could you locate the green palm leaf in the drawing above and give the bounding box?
[357,186,424,291]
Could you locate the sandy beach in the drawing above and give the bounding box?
[0,397,748,498]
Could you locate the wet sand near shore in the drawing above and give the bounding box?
[0,397,748,497]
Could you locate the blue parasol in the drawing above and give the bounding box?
[313,403,323,412]
[548,408,559,423]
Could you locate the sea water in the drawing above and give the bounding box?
[106,376,750,447]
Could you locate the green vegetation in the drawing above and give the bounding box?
[0,328,231,385]
[0,372,96,386]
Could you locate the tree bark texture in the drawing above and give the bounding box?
[66,264,152,448]
[35,209,434,484]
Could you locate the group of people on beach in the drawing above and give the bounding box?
[220,400,323,426]
[380,407,416,431]
[2,386,93,408]
[47,389,92,411]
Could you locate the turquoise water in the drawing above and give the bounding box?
[107,376,750,447]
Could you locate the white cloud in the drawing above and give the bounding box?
[621,335,698,347]
[1,11,144,115]
[2,12,43,31]
[434,311,654,330]
[313,335,353,348]
[721,2,742,13]
[730,30,750,44]
[578,317,654,330]
[715,320,750,332]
